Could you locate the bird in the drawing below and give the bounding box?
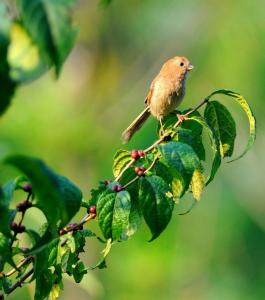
[122,56,194,143]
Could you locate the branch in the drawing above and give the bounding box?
[6,267,34,295]
[115,97,209,181]
[4,256,33,278]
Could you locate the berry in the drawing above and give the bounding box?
[103,180,112,185]
[66,223,76,230]
[112,185,123,192]
[137,170,145,177]
[58,229,66,235]
[112,185,118,192]
[11,223,25,234]
[117,185,124,192]
[131,150,139,159]
[134,166,140,173]
[89,205,96,214]
[23,184,32,194]
[139,166,145,172]
[11,222,18,231]
[138,150,144,157]
[16,200,32,212]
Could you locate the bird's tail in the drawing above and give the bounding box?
[122,106,151,143]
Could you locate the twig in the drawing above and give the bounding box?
[122,155,159,189]
[4,256,33,278]
[115,159,135,182]
[7,267,34,295]
[115,98,209,181]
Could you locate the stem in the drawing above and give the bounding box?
[9,211,25,250]
[122,155,159,189]
[115,159,135,182]
[115,98,209,182]
[4,256,33,277]
[7,267,34,295]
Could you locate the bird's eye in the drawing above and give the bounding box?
[180,62,184,67]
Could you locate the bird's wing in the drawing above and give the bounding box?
[144,79,155,106]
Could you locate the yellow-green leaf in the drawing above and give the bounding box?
[190,169,205,201]
[188,116,222,185]
[8,23,48,83]
[206,89,256,162]
[112,149,131,177]
[204,101,236,158]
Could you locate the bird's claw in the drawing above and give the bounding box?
[177,114,187,123]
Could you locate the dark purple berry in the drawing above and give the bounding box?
[23,184,32,193]
[117,185,124,192]
[58,229,66,235]
[112,185,118,192]
[16,200,32,212]
[11,222,18,231]
[13,224,25,233]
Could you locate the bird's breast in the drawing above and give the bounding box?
[149,80,185,118]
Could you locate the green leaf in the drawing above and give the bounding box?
[88,182,108,207]
[187,116,222,185]
[190,169,205,201]
[8,22,48,83]
[17,0,77,76]
[73,229,96,253]
[34,238,59,300]
[0,183,17,237]
[173,127,205,161]
[139,176,174,241]
[157,110,203,136]
[0,276,12,294]
[152,160,173,184]
[112,149,132,178]
[152,160,184,201]
[73,261,87,283]
[204,101,236,158]
[181,110,204,135]
[0,3,16,115]
[158,141,201,195]
[5,155,82,229]
[206,89,256,161]
[97,190,131,240]
[0,233,9,271]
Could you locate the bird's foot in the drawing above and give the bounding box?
[176,113,188,124]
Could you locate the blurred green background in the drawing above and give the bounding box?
[2,0,265,299]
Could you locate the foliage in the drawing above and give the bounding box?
[0,1,256,299]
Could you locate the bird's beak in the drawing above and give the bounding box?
[188,64,194,71]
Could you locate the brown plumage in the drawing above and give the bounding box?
[122,56,194,143]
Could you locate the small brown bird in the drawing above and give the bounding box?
[122,56,194,143]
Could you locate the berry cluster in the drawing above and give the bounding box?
[134,166,146,177]
[111,185,123,192]
[16,200,32,213]
[131,149,144,159]
[11,222,25,233]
